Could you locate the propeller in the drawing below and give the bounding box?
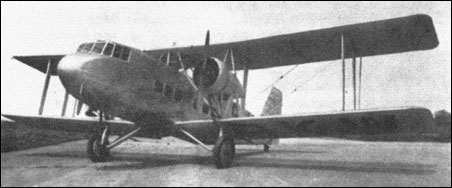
[201,31,222,119]
[195,31,210,113]
[199,30,210,89]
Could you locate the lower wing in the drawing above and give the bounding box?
[3,106,437,142]
[176,107,436,141]
[1,114,144,136]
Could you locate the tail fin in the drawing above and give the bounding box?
[261,87,282,116]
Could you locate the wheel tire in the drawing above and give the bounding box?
[264,144,270,152]
[87,133,110,162]
[213,135,235,169]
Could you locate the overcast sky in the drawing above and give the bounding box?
[1,1,451,117]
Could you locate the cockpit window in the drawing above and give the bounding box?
[77,43,94,53]
[92,42,105,54]
[121,47,131,61]
[84,43,94,52]
[76,43,87,53]
[76,41,131,61]
[113,45,123,58]
[103,43,114,56]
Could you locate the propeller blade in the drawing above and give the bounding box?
[199,30,210,91]
[202,30,210,70]
[197,30,222,119]
[205,30,210,46]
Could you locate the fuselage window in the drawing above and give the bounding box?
[92,43,105,54]
[175,89,183,102]
[154,81,163,93]
[121,47,131,61]
[103,43,114,56]
[113,45,123,58]
[164,85,173,97]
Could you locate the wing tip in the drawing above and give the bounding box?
[414,14,440,50]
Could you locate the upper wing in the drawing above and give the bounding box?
[146,14,438,70]
[13,55,65,75]
[1,114,146,136]
[176,107,436,140]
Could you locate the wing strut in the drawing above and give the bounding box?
[240,63,249,116]
[61,91,69,116]
[341,33,346,111]
[38,59,52,115]
[352,53,357,110]
[358,57,363,109]
[341,33,363,111]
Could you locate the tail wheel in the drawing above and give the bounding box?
[87,132,110,162]
[213,135,235,169]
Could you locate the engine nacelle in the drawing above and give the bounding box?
[193,57,244,97]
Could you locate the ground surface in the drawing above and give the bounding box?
[1,118,87,152]
[1,136,450,187]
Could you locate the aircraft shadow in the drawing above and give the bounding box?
[25,149,435,175]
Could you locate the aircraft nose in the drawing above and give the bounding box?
[57,54,97,97]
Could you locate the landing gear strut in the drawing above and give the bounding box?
[179,127,236,169]
[86,111,142,162]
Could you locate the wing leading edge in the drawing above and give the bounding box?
[13,55,65,75]
[1,114,147,137]
[176,107,436,141]
[146,14,438,70]
[3,107,437,144]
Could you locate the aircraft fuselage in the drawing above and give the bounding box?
[57,41,241,143]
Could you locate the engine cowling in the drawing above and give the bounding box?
[193,57,244,96]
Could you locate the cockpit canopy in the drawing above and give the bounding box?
[76,40,131,61]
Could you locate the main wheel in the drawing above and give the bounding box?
[213,135,235,169]
[87,132,110,162]
[264,144,270,152]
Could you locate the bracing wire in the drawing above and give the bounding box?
[258,61,336,114]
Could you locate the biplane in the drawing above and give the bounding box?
[3,14,439,168]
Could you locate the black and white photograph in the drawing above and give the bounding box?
[1,1,450,187]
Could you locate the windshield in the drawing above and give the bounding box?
[92,42,105,54]
[77,43,95,53]
[76,41,131,61]
[103,43,114,56]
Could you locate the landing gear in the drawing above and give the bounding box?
[87,111,108,162]
[87,130,110,162]
[264,144,270,152]
[213,134,235,169]
[179,127,236,169]
[87,111,110,162]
